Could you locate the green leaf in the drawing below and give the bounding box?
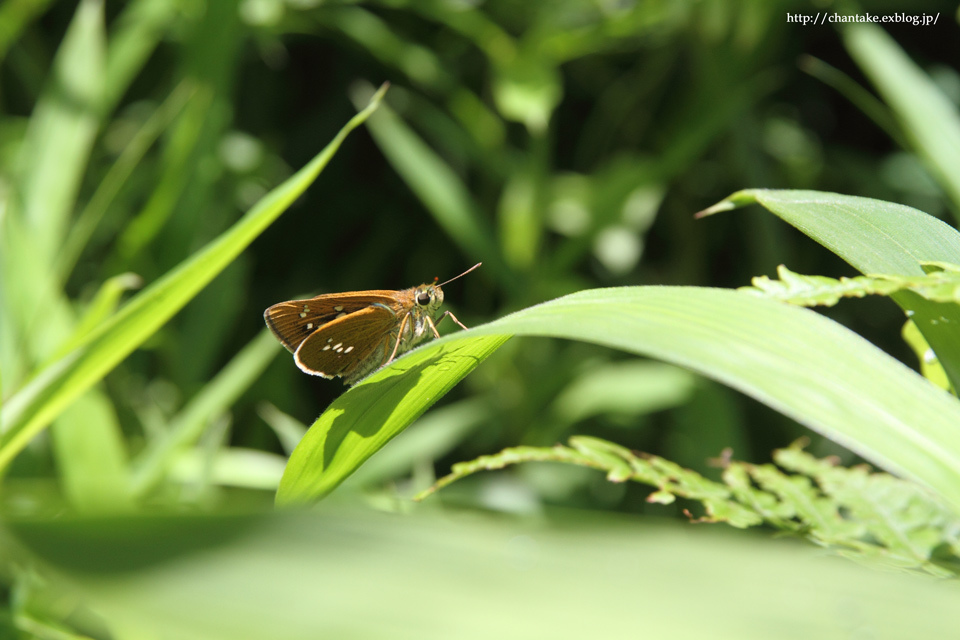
[51,389,133,514]
[169,448,287,491]
[844,23,960,214]
[417,435,760,526]
[345,398,493,490]
[276,286,960,515]
[275,334,511,506]
[3,0,105,371]
[0,85,388,473]
[17,0,104,259]
[256,403,307,456]
[114,85,215,261]
[8,509,960,638]
[902,319,951,391]
[0,210,77,367]
[700,189,960,391]
[57,80,196,281]
[698,190,960,272]
[51,273,143,363]
[321,7,449,89]
[745,265,897,305]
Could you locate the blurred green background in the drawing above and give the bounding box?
[3,0,960,636]
[2,0,958,511]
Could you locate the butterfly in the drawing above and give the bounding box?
[264,264,480,385]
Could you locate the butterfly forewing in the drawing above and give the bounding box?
[294,304,400,379]
[263,290,399,353]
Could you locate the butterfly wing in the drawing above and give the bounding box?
[264,290,398,353]
[294,304,400,380]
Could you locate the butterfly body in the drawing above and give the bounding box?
[265,280,462,385]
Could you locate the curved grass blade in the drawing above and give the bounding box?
[275,334,510,506]
[700,189,960,391]
[0,84,389,473]
[276,286,960,513]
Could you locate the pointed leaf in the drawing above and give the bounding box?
[700,189,960,391]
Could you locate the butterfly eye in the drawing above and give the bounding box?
[416,291,432,306]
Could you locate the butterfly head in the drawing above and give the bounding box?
[414,283,444,316]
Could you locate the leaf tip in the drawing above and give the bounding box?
[695,190,764,219]
[371,81,390,104]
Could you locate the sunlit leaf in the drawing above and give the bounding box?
[700,189,960,391]
[278,286,960,514]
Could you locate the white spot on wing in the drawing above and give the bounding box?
[332,343,342,351]
[344,346,354,353]
[306,323,313,330]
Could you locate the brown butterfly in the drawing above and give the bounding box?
[264,264,480,385]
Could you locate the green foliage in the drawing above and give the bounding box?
[1,82,388,479]
[277,333,511,505]
[418,436,960,577]
[701,189,960,390]
[278,285,960,513]
[844,24,960,213]
[8,508,959,640]
[2,0,960,637]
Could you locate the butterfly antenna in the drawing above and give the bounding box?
[437,262,482,287]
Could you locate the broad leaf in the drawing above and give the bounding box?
[7,508,959,639]
[277,286,960,515]
[700,189,960,391]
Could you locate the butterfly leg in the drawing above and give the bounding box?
[425,315,441,339]
[436,310,469,331]
[387,313,411,363]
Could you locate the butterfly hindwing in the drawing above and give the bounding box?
[294,304,400,380]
